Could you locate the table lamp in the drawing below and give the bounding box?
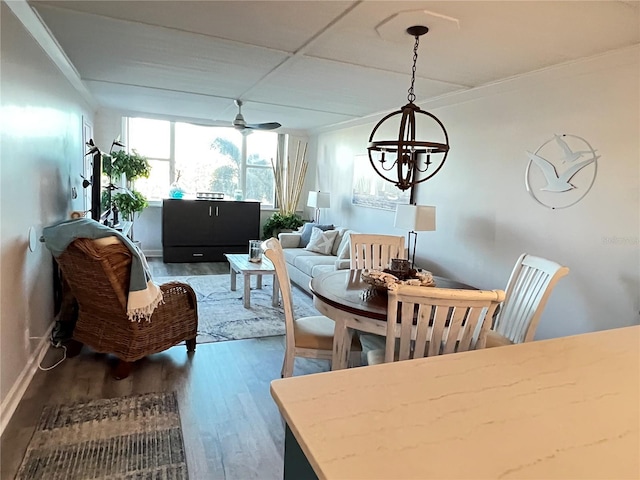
[307,191,331,223]
[394,204,436,269]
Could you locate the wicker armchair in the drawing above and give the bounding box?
[56,237,198,379]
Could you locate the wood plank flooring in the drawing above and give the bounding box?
[1,260,330,480]
[147,258,230,277]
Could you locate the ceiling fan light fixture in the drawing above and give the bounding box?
[367,25,450,191]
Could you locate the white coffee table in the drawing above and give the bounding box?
[224,253,279,308]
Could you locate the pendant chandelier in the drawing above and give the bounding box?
[367,26,450,191]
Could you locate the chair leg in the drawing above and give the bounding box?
[113,360,133,380]
[281,354,294,378]
[186,338,196,352]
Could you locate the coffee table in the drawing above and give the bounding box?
[224,253,279,308]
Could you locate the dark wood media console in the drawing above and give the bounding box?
[162,199,260,262]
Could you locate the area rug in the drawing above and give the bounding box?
[154,274,318,344]
[16,392,187,480]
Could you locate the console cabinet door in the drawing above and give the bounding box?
[163,199,214,246]
[211,202,260,246]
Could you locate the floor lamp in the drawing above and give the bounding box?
[307,191,331,223]
[394,204,436,269]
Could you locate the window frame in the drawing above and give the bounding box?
[124,117,281,208]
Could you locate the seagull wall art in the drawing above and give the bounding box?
[554,134,594,163]
[526,151,599,192]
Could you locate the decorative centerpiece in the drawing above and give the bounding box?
[361,268,435,291]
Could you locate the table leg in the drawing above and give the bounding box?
[243,273,251,308]
[272,274,279,307]
[331,319,352,370]
[257,274,262,289]
[230,264,237,291]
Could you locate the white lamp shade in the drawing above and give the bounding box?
[307,191,331,208]
[394,205,436,231]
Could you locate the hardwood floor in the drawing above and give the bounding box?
[147,258,230,277]
[1,260,330,480]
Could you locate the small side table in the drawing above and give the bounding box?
[224,253,279,308]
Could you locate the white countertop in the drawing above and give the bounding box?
[271,326,640,479]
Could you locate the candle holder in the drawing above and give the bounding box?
[249,240,263,263]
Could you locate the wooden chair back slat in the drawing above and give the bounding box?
[350,234,405,270]
[385,286,505,363]
[496,253,569,343]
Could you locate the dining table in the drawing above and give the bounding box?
[309,268,476,370]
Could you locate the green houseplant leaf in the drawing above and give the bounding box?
[109,149,151,182]
[112,190,148,221]
[262,212,304,240]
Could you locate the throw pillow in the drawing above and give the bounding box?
[331,227,349,256]
[305,227,339,255]
[335,231,352,257]
[337,233,351,259]
[300,222,334,248]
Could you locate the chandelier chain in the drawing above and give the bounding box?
[407,35,420,103]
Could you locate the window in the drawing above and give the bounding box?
[125,117,279,206]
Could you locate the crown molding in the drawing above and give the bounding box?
[6,0,97,109]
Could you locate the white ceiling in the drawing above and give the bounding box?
[28,0,640,132]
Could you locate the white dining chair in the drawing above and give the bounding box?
[367,285,505,365]
[349,234,406,270]
[486,253,570,348]
[262,237,362,377]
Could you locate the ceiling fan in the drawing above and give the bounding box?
[232,100,281,131]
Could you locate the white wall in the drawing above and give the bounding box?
[0,4,93,426]
[314,47,639,339]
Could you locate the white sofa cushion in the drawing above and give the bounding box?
[294,254,338,277]
[283,247,317,266]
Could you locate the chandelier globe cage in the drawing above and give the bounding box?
[367,25,450,192]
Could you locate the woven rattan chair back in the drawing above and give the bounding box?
[55,237,198,379]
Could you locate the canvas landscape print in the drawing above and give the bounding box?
[351,154,410,211]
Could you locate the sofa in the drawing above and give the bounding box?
[278,225,357,294]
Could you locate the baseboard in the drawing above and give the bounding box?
[144,249,162,258]
[0,323,54,437]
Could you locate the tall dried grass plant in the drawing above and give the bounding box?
[271,141,308,215]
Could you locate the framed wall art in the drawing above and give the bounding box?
[351,154,412,211]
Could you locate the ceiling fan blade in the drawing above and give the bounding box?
[245,122,281,130]
[230,100,280,130]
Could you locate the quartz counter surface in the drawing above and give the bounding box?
[271,326,640,479]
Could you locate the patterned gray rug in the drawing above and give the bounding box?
[16,392,187,480]
[154,274,318,344]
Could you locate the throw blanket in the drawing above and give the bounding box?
[43,218,162,322]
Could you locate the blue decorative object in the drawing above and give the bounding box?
[169,182,184,199]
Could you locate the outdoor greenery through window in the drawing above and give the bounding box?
[127,117,278,206]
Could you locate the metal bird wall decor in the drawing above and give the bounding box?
[525,134,599,209]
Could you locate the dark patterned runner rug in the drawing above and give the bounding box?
[15,392,188,480]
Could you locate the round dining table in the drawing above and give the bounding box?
[310,269,476,370]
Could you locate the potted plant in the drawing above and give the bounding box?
[99,147,151,242]
[263,141,308,239]
[262,211,304,239]
[104,149,151,221]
